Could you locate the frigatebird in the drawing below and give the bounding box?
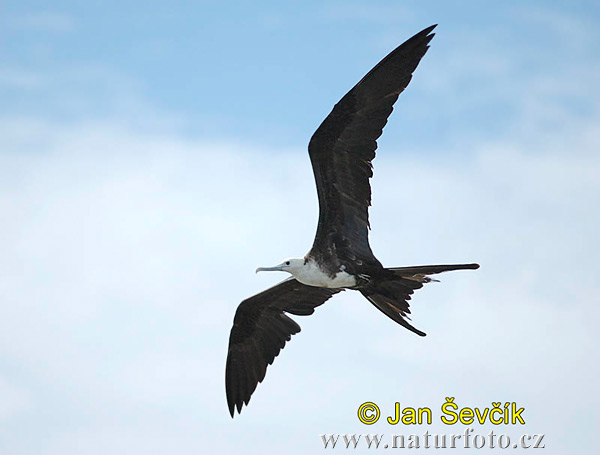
[225,25,479,417]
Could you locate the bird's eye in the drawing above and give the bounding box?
[285,261,290,266]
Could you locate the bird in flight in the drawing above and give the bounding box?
[225,25,479,417]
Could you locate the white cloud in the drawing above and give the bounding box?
[0,106,598,452]
[0,377,33,422]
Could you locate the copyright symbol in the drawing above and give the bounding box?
[357,402,380,424]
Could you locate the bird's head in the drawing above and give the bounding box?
[255,258,304,275]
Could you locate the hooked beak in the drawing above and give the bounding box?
[255,264,285,273]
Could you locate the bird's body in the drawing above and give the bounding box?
[286,258,358,288]
[225,25,479,417]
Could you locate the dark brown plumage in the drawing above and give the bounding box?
[308,25,437,277]
[225,25,479,417]
[226,278,341,416]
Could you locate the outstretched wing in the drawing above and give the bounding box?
[225,278,342,417]
[308,25,436,268]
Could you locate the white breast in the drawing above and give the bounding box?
[294,260,356,288]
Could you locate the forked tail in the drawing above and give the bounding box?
[389,263,480,277]
[360,263,479,337]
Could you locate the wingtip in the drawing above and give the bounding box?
[407,24,437,45]
[423,24,438,35]
[416,24,437,47]
[227,393,237,418]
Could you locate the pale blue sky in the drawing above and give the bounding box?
[1,1,599,454]
[2,0,598,146]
